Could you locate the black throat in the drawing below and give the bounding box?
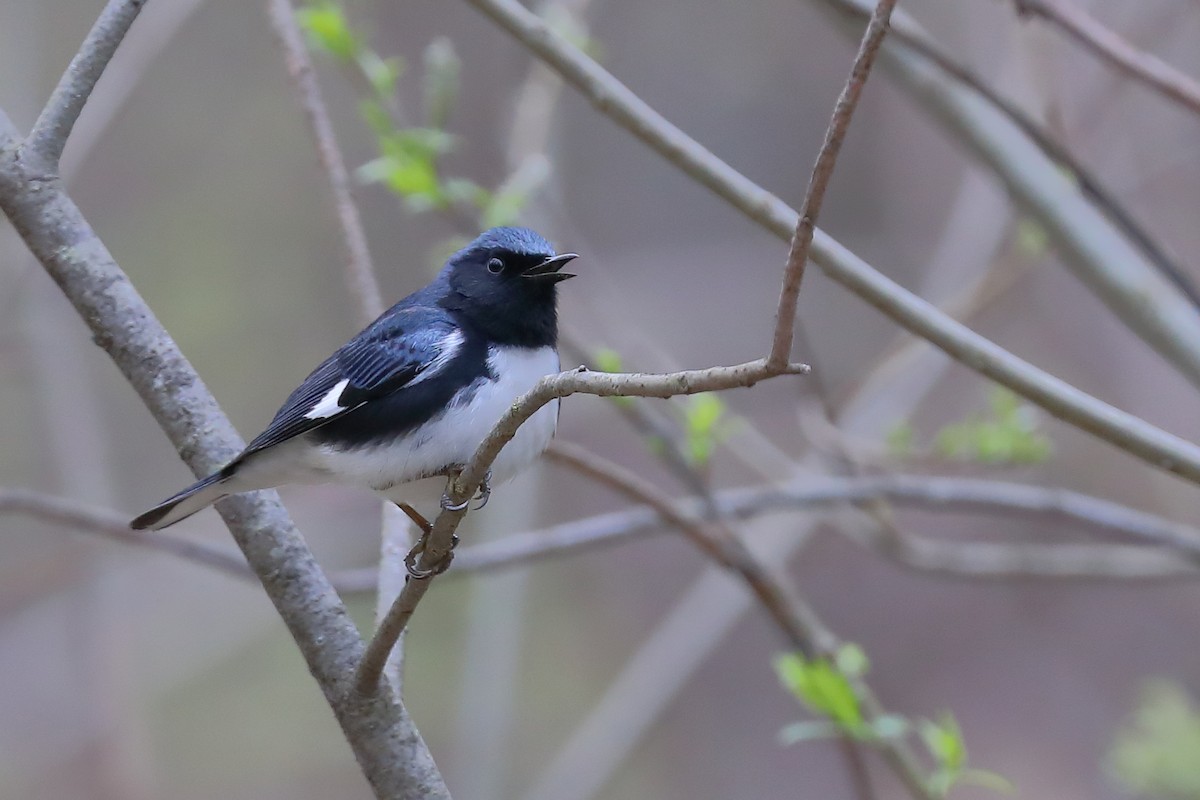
[440,288,559,350]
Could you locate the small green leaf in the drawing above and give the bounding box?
[773,653,863,732]
[359,51,402,99]
[920,713,966,773]
[933,387,1052,465]
[297,1,358,61]
[684,394,728,467]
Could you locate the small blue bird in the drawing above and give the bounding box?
[131,227,577,531]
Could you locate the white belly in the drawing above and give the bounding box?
[299,345,560,495]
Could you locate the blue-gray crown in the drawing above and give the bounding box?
[465,226,556,258]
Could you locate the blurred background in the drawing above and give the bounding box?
[2,0,1200,798]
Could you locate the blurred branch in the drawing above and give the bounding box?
[770,0,895,370]
[0,488,253,580]
[1013,0,1200,118]
[267,0,385,326]
[0,7,447,795]
[353,472,1200,581]
[24,0,147,167]
[845,521,1198,581]
[19,467,1194,592]
[815,0,1200,387]
[545,441,927,800]
[831,0,1200,309]
[458,0,1200,486]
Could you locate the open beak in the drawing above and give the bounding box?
[522,252,578,283]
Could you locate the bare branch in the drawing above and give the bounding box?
[845,522,1198,581]
[827,0,1200,309]
[25,0,148,167]
[0,112,447,798]
[544,442,929,800]
[266,0,385,325]
[769,0,896,369]
[0,488,254,581]
[1014,0,1200,118]
[446,472,1200,573]
[815,0,1200,386]
[457,0,1200,487]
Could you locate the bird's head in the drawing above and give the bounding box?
[440,227,577,347]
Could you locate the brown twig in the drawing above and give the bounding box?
[266,0,384,325]
[548,442,826,654]
[769,0,896,369]
[1014,0,1200,119]
[545,441,926,800]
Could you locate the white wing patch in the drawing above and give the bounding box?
[408,329,465,387]
[304,378,351,420]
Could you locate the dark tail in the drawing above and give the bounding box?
[130,470,230,531]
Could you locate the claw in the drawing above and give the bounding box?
[472,470,493,510]
[404,530,460,581]
[440,493,470,512]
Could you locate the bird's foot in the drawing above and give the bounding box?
[473,470,493,510]
[396,502,458,580]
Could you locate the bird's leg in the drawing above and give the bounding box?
[440,471,471,512]
[396,501,458,580]
[473,470,493,510]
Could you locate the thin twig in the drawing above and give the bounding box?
[25,0,148,167]
[0,488,254,581]
[823,0,1200,310]
[15,469,1194,592]
[816,0,1200,389]
[548,443,823,653]
[457,0,1200,486]
[769,0,896,369]
[1014,0,1200,118]
[267,0,384,325]
[844,520,1199,581]
[545,441,930,800]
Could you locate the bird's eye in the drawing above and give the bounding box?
[487,257,505,274]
